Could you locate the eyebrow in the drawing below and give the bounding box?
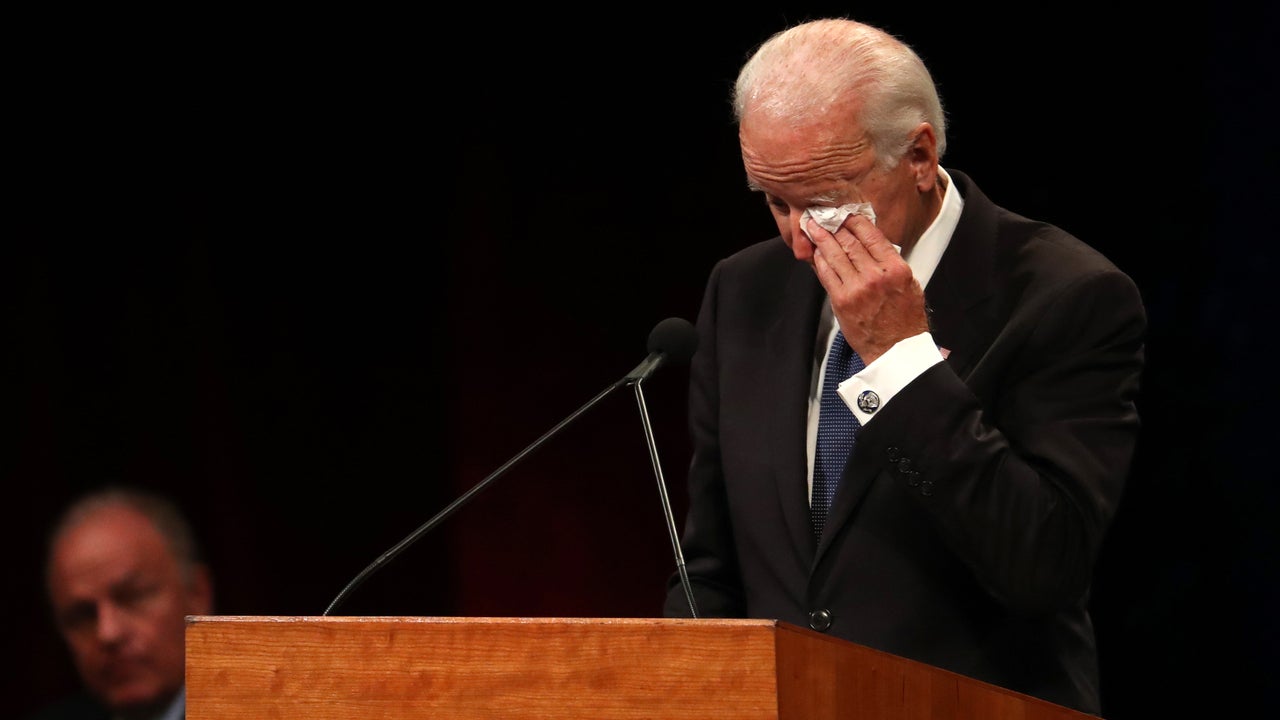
[806,190,844,205]
[745,182,845,207]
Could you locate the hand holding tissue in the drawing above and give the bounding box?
[800,202,877,241]
[800,202,901,254]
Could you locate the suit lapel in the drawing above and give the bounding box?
[768,263,826,563]
[923,170,1002,380]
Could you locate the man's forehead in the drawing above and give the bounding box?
[740,132,873,203]
[746,173,859,205]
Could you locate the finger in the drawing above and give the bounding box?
[813,245,858,298]
[807,218,859,276]
[844,214,900,263]
[809,225,853,289]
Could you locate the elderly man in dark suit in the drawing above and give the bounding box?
[663,18,1145,717]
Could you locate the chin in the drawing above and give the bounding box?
[102,683,169,715]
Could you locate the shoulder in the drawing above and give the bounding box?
[951,169,1136,289]
[707,236,808,294]
[714,235,793,273]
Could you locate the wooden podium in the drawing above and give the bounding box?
[186,616,1094,719]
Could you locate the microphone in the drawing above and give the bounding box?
[625,316,700,618]
[625,316,699,383]
[323,317,699,616]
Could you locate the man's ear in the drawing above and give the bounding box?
[906,122,939,191]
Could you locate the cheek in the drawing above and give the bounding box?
[66,635,106,676]
[776,217,794,246]
[767,205,815,262]
[773,210,803,249]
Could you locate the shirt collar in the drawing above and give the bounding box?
[902,166,963,289]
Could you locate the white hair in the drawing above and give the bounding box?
[733,18,948,168]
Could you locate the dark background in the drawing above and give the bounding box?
[5,6,1276,718]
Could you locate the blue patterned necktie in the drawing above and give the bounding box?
[812,329,864,538]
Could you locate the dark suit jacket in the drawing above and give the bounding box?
[664,170,1145,716]
[19,692,111,720]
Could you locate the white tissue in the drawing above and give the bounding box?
[801,203,876,242]
[800,202,901,254]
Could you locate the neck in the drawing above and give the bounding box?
[900,172,946,255]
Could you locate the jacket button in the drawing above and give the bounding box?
[808,609,832,632]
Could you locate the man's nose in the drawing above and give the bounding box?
[95,602,128,644]
[788,208,814,261]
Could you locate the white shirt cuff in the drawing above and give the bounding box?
[838,332,945,425]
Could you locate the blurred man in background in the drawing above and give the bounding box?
[23,487,213,720]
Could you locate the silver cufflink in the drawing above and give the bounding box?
[857,390,880,413]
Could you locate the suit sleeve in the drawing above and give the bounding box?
[856,265,1146,615]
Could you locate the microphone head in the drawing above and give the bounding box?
[647,317,698,363]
